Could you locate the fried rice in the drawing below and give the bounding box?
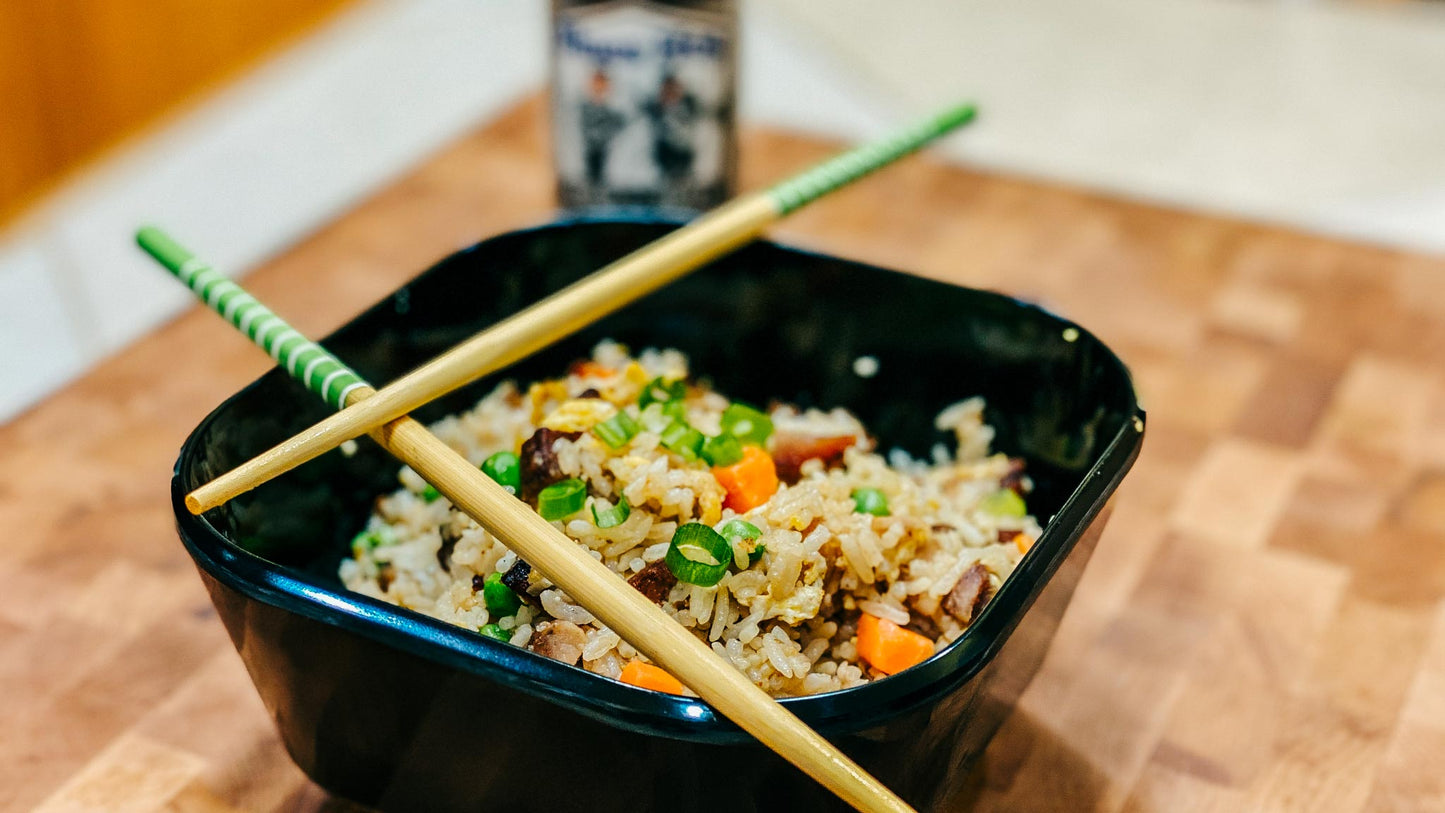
[339,342,1040,697]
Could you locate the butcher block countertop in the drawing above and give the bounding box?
[3,97,1444,812]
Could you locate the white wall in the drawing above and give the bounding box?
[3,0,1444,422]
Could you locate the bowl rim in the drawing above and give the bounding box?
[172,215,1145,742]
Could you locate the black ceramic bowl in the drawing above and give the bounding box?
[174,218,1143,813]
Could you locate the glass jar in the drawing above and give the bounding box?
[550,0,738,212]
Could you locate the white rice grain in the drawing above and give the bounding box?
[762,631,795,678]
[540,589,595,625]
[857,600,910,626]
[509,623,533,647]
[582,627,621,661]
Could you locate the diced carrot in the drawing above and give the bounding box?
[1015,533,1035,555]
[619,660,686,695]
[856,612,936,676]
[712,445,779,513]
[571,360,615,378]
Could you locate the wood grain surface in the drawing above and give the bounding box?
[3,96,1444,812]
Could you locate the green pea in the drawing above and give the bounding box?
[481,451,521,494]
[482,571,521,615]
[852,488,890,517]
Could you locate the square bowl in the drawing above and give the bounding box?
[174,217,1143,812]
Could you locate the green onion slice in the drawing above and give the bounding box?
[481,451,521,494]
[638,376,686,409]
[478,623,510,642]
[662,399,687,423]
[592,411,640,449]
[422,484,442,503]
[482,572,521,615]
[591,495,632,529]
[538,478,587,520]
[701,433,743,467]
[852,488,890,516]
[721,402,774,447]
[719,519,765,564]
[665,523,733,586]
[351,527,393,551]
[979,489,1026,517]
[659,421,704,461]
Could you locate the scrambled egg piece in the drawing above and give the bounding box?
[763,582,824,625]
[541,399,617,433]
[528,381,570,424]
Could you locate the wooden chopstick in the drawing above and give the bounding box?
[139,228,916,813]
[185,103,977,514]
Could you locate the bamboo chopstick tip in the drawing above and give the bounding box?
[135,226,193,275]
[135,225,166,252]
[931,102,977,134]
[186,479,235,514]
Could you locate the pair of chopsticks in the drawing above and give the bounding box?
[184,102,976,514]
[146,103,976,813]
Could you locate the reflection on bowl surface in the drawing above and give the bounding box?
[174,217,1143,812]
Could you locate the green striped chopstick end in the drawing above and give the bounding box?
[135,226,366,410]
[767,102,977,215]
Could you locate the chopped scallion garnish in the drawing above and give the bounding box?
[719,519,765,564]
[538,478,587,520]
[638,376,686,409]
[720,402,773,447]
[592,411,640,449]
[481,451,521,494]
[701,433,743,467]
[979,489,1026,517]
[662,399,687,423]
[665,523,733,586]
[852,488,890,516]
[659,421,704,461]
[351,527,393,551]
[591,495,632,528]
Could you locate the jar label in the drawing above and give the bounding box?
[552,2,737,211]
